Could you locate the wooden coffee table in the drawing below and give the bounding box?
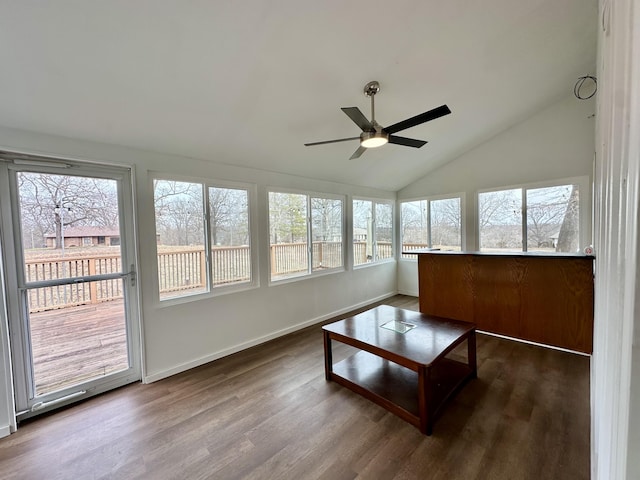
[322,305,476,435]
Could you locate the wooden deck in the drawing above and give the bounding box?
[29,300,129,395]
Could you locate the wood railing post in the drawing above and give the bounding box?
[89,257,98,304]
[200,249,207,288]
[271,245,277,274]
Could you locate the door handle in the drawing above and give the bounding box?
[128,265,136,287]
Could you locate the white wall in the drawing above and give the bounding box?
[0,126,398,432]
[592,0,640,478]
[626,0,640,472]
[396,94,595,296]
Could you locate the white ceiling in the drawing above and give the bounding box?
[0,1,597,191]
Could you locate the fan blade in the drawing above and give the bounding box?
[388,135,428,148]
[304,137,359,146]
[341,107,373,131]
[383,104,451,135]
[349,145,367,160]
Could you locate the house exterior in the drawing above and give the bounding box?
[44,227,120,248]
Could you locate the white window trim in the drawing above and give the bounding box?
[477,175,590,253]
[151,173,259,305]
[267,188,346,285]
[352,197,396,269]
[399,192,466,262]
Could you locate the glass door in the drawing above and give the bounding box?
[2,159,141,418]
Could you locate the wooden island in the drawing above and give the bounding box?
[411,250,594,353]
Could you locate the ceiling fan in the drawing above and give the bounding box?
[304,81,451,160]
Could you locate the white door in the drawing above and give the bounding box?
[0,155,141,419]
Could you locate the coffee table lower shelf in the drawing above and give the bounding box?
[330,350,473,433]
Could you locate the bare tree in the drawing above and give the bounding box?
[268,192,306,244]
[375,202,393,244]
[430,198,461,248]
[525,185,578,251]
[479,190,522,250]
[556,186,580,252]
[209,187,248,246]
[401,201,428,246]
[17,172,119,250]
[352,199,372,238]
[154,181,252,248]
[311,197,342,242]
[526,202,565,248]
[153,180,203,246]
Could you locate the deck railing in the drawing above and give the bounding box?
[400,242,461,258]
[25,254,124,312]
[353,241,394,264]
[25,241,394,311]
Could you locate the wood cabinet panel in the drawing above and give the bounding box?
[416,252,594,353]
[418,254,474,322]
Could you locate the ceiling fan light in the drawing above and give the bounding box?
[361,132,388,148]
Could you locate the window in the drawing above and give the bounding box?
[401,196,462,257]
[479,183,580,253]
[353,199,394,266]
[209,186,251,285]
[269,191,344,281]
[311,197,343,270]
[526,185,580,252]
[478,188,522,251]
[153,179,253,300]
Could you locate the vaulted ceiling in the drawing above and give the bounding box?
[0,1,597,191]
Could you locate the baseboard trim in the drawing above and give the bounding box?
[0,425,11,439]
[397,288,419,297]
[143,291,398,383]
[478,330,591,356]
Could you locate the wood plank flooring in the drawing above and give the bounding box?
[0,295,590,480]
[29,300,129,395]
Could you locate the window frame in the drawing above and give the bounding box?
[267,188,345,284]
[152,174,258,304]
[477,176,590,253]
[399,193,465,260]
[352,197,395,268]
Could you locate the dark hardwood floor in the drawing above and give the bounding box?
[0,295,590,480]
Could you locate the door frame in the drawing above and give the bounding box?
[0,154,142,422]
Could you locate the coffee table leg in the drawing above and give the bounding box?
[468,330,477,378]
[323,331,333,381]
[418,366,432,435]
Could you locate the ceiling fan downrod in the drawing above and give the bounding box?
[360,80,387,148]
[364,80,380,125]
